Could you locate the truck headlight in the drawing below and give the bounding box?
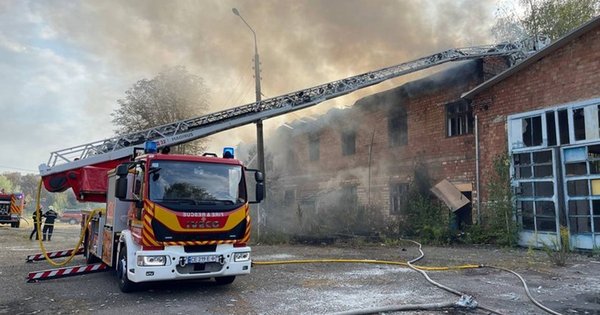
[10,214,18,219]
[234,252,250,262]
[137,255,167,266]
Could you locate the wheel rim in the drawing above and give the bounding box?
[118,253,126,282]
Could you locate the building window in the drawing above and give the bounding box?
[446,100,473,137]
[390,183,409,215]
[341,130,356,156]
[341,185,358,205]
[283,189,296,206]
[513,150,556,232]
[388,112,407,147]
[308,134,320,161]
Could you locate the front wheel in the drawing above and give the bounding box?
[117,245,137,293]
[215,276,236,285]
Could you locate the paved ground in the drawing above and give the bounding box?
[1,222,600,314]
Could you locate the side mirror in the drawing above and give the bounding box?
[115,177,128,200]
[255,171,264,182]
[255,182,265,203]
[116,164,130,177]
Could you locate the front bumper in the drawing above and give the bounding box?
[127,244,251,283]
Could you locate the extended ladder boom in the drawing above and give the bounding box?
[40,42,534,177]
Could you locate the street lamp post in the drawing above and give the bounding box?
[232,8,266,187]
[233,8,266,241]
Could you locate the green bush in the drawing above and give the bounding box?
[400,162,452,245]
[541,226,571,266]
[467,153,519,246]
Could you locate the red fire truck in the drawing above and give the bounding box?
[36,143,263,292]
[0,192,24,228]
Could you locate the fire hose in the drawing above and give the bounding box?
[254,239,562,315]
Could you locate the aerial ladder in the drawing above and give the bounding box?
[38,41,546,202]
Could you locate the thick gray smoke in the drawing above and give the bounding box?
[24,0,498,147]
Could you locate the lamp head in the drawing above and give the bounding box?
[232,8,240,16]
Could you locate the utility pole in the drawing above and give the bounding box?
[232,8,266,193]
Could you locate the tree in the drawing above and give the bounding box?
[0,175,14,193]
[111,66,211,155]
[493,0,600,42]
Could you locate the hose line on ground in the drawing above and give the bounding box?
[34,179,100,267]
[331,301,457,315]
[253,259,480,271]
[401,239,504,315]
[255,239,563,315]
[484,265,561,315]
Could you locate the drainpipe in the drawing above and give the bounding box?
[475,115,481,225]
[367,129,375,208]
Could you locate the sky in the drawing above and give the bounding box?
[0,0,508,174]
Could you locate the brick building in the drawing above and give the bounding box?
[263,17,600,249]
[463,16,600,250]
[264,57,511,235]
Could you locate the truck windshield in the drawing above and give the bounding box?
[148,161,245,205]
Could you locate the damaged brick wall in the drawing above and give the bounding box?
[268,56,512,234]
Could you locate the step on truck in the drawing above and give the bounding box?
[0,192,24,228]
[41,142,263,292]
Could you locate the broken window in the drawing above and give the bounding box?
[341,130,356,156]
[390,183,409,215]
[558,109,570,145]
[522,116,543,147]
[545,112,557,146]
[446,100,473,137]
[388,110,407,147]
[308,133,320,161]
[573,108,586,141]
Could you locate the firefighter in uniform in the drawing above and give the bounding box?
[29,207,43,240]
[42,206,58,241]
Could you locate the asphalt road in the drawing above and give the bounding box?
[2,223,600,314]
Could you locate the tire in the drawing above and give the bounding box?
[69,219,77,225]
[15,220,20,228]
[215,276,236,285]
[10,222,16,228]
[117,245,137,293]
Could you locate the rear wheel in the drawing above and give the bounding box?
[117,245,137,293]
[215,276,236,285]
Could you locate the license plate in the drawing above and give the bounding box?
[186,255,221,264]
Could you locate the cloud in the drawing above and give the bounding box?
[0,0,498,173]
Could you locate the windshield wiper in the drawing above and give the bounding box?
[212,199,235,205]
[154,198,197,205]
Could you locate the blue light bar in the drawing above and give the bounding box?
[223,147,234,159]
[145,141,158,154]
